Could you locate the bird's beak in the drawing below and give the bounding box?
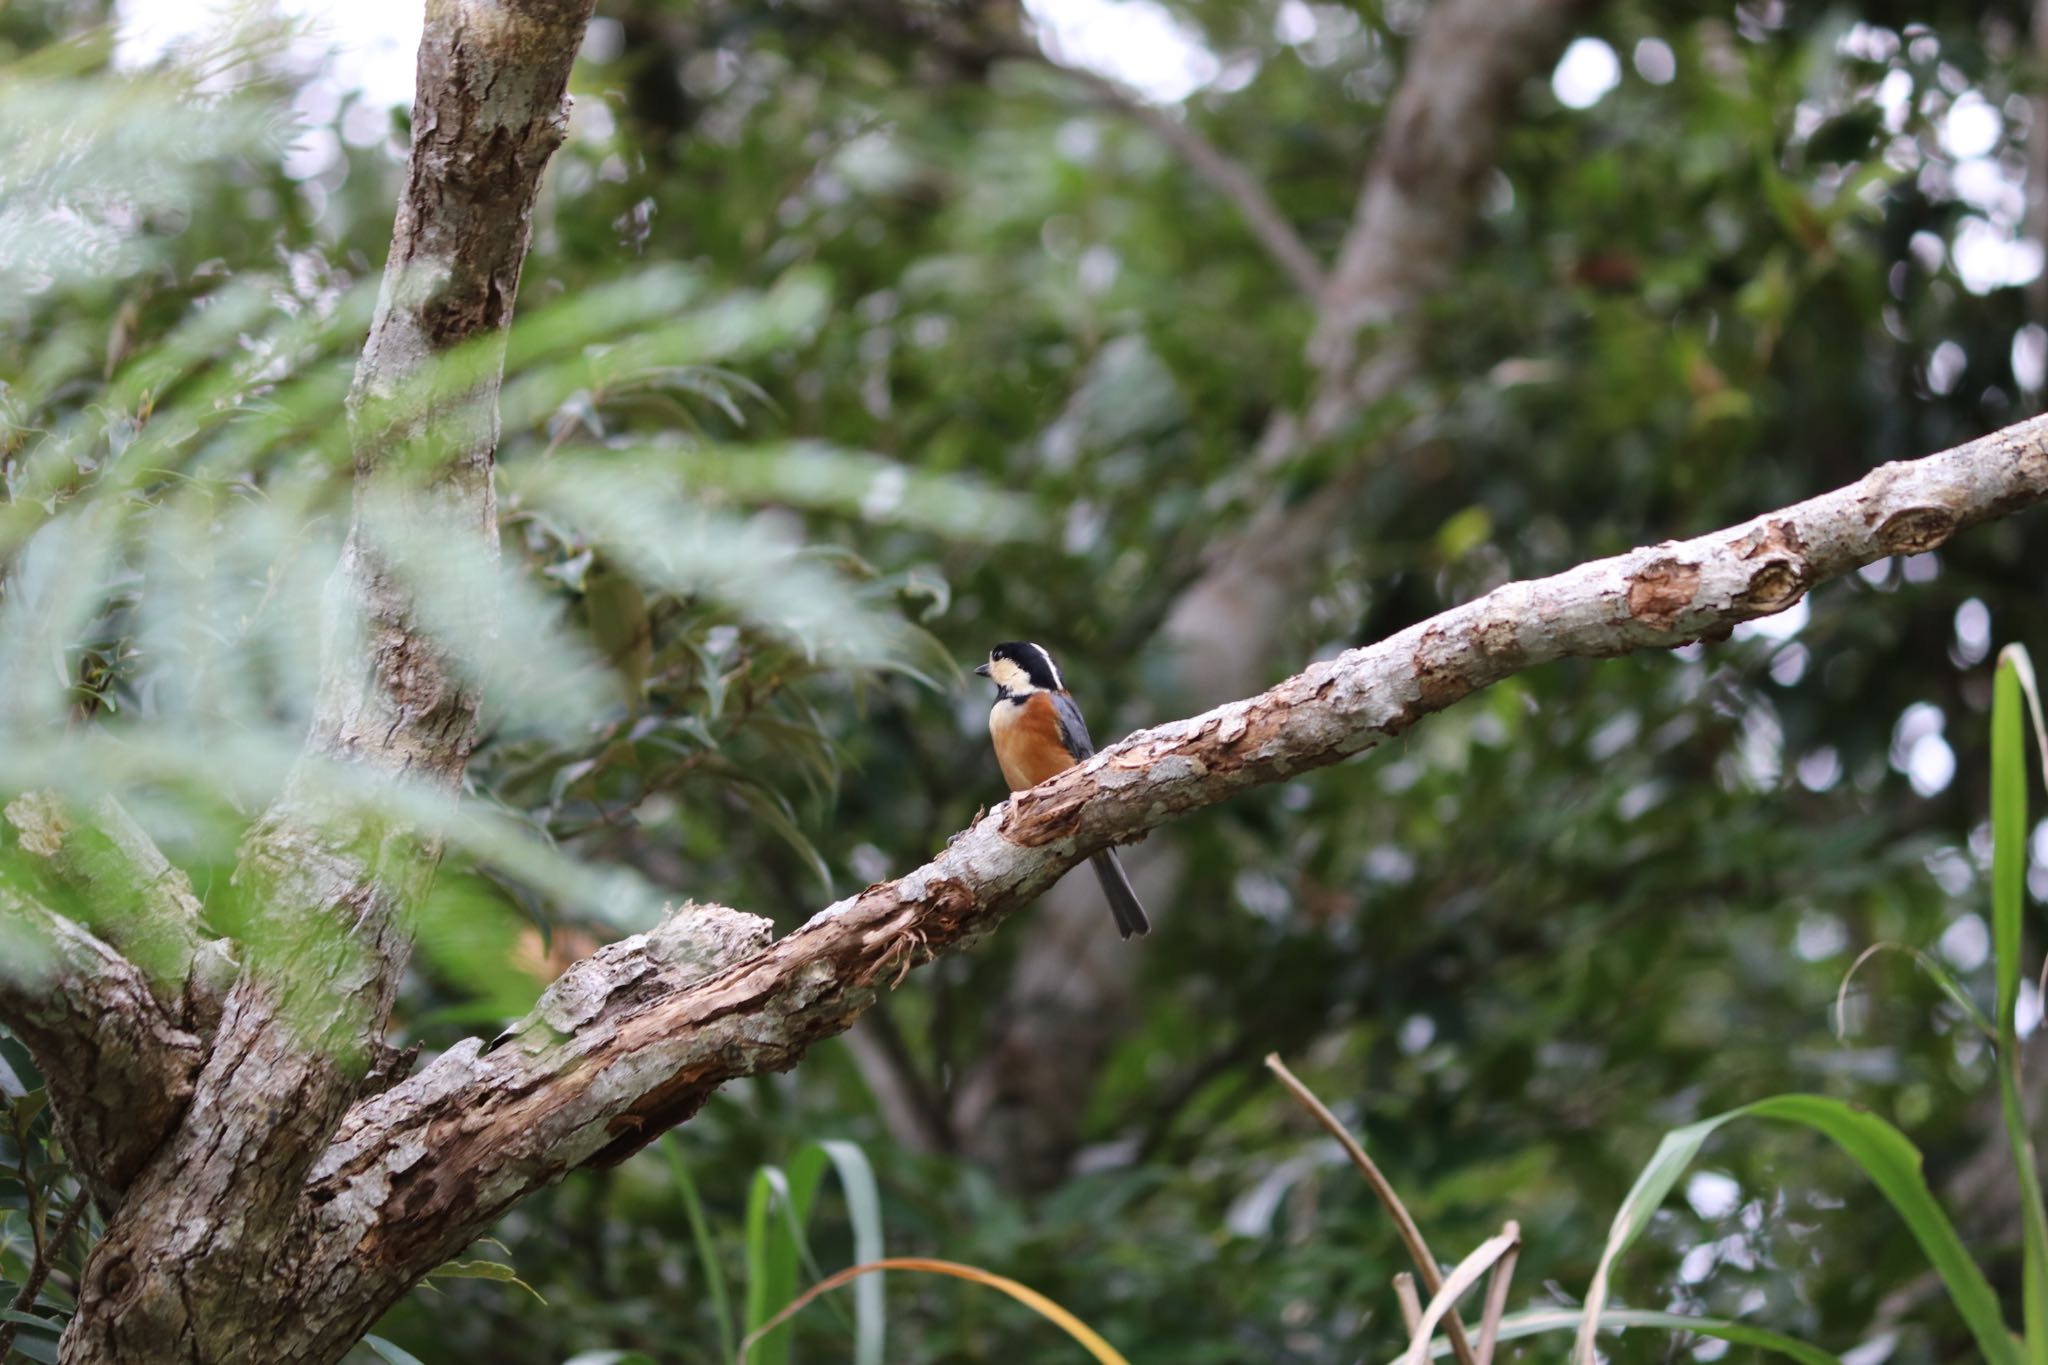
[973,662,990,677]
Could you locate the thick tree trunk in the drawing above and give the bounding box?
[48,1,596,1359]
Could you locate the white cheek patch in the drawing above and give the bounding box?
[989,658,1033,692]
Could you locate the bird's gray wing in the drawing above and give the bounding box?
[1050,691,1097,761]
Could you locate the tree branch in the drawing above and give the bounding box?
[1168,0,1595,701]
[836,1,1329,302]
[0,1189,89,1359]
[0,886,203,1204]
[3,791,233,1035]
[281,414,2048,1323]
[1058,65,1327,302]
[1308,0,1587,377]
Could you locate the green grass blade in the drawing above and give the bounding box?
[741,1142,888,1365]
[743,1165,795,1365]
[1746,1095,2016,1363]
[1834,940,1995,1042]
[663,1135,736,1365]
[1419,1307,1844,1363]
[745,1155,831,1365]
[1995,650,2027,1029]
[364,1337,429,1365]
[1576,1110,1737,1362]
[1577,1095,2020,1365]
[1992,646,2048,1364]
[812,1139,887,1365]
[1996,1063,2048,1365]
[773,1152,839,1311]
[2001,643,2048,785]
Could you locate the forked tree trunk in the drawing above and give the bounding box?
[50,0,597,1358]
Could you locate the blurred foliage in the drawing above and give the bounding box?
[0,1039,90,1364]
[2,0,2047,1362]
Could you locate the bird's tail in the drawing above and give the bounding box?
[1088,849,1150,939]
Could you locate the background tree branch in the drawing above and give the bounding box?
[1175,0,1598,699]
[835,0,1330,303]
[1059,64,1328,302]
[962,0,1594,1181]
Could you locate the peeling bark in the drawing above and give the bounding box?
[0,887,203,1205]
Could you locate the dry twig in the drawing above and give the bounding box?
[1266,1052,1481,1365]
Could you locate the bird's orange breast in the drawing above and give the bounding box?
[989,693,1076,791]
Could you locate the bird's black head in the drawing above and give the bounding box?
[974,641,1064,695]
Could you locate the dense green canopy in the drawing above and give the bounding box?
[2,0,2045,1361]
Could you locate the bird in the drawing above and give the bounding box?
[974,641,1150,939]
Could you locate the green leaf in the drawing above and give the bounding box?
[807,1140,887,1365]
[1997,1061,2048,1365]
[1576,1094,2018,1365]
[1993,649,2027,1031]
[0,503,121,727]
[425,1258,546,1305]
[11,1088,49,1133]
[584,562,652,703]
[7,1329,61,1363]
[1992,645,2048,1364]
[744,1160,820,1365]
[743,1139,888,1365]
[501,265,702,372]
[508,456,899,667]
[2002,641,2048,786]
[1433,505,1493,561]
[673,441,1032,542]
[729,779,833,893]
[363,1336,428,1365]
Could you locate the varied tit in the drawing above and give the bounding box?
[974,641,1150,939]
